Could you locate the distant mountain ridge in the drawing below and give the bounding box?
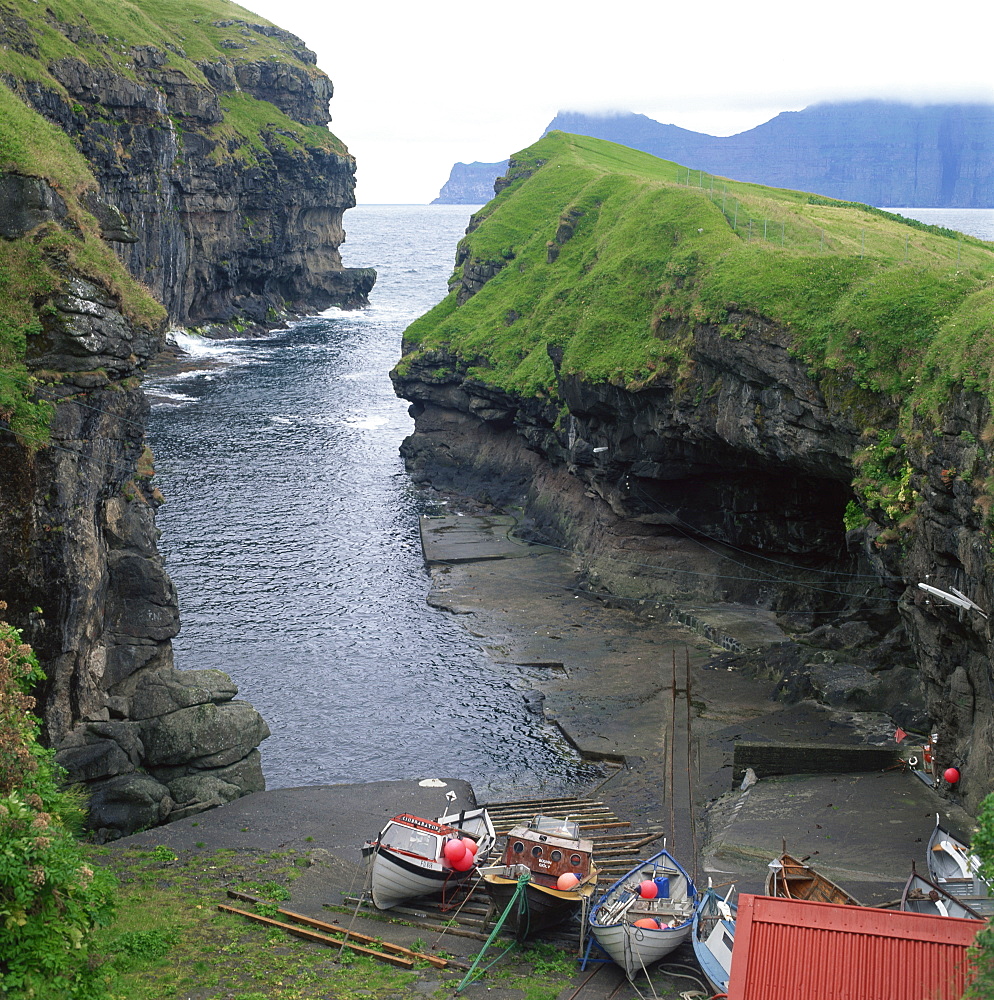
[431,159,509,204]
[433,102,994,208]
[546,103,994,208]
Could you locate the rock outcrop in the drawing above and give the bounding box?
[0,174,269,838]
[2,5,375,334]
[394,133,994,813]
[431,160,509,205]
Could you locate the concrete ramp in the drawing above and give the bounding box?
[419,514,531,564]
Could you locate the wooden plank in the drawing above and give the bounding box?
[339,898,492,943]
[481,797,605,809]
[217,905,414,968]
[225,893,448,968]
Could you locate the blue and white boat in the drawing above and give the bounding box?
[692,883,736,995]
[588,847,697,980]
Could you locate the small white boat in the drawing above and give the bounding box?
[692,883,736,995]
[364,807,495,910]
[902,862,983,920]
[588,847,697,980]
[925,813,994,915]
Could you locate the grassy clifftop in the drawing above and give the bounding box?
[0,0,347,159]
[401,131,994,419]
[0,84,164,442]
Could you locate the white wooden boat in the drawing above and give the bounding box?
[364,807,495,910]
[926,813,994,916]
[692,884,736,995]
[901,862,983,920]
[588,847,697,980]
[477,815,599,938]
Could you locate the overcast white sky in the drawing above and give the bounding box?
[239,0,993,204]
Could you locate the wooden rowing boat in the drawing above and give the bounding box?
[765,851,862,905]
[477,815,599,938]
[588,847,697,980]
[364,807,495,910]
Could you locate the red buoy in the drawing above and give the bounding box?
[443,838,467,863]
[451,851,474,872]
[944,767,961,784]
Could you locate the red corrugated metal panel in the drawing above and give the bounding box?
[728,894,979,1000]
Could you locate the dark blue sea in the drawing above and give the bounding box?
[146,205,599,798]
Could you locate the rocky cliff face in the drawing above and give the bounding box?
[548,103,994,208]
[431,160,509,205]
[396,308,994,813]
[0,1,375,837]
[0,175,270,839]
[394,136,994,813]
[2,7,374,333]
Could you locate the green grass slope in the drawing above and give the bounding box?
[0,82,164,443]
[400,131,994,420]
[0,0,347,160]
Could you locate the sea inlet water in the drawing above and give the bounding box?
[146,205,601,800]
[146,205,993,798]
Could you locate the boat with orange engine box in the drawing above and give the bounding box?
[363,807,495,910]
[477,815,599,938]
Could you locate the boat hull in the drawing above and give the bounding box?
[588,848,697,980]
[370,848,458,910]
[692,888,736,995]
[593,919,690,978]
[368,808,495,910]
[926,817,994,916]
[482,870,598,938]
[765,853,861,906]
[902,870,983,920]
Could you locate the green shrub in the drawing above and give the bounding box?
[0,608,116,998]
[963,793,994,995]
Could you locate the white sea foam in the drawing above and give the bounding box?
[149,390,196,406]
[341,414,390,430]
[167,329,243,358]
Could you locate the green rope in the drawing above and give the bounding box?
[455,873,531,994]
